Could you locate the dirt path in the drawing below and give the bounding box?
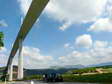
[96,68,103,73]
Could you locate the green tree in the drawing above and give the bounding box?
[0,32,4,47]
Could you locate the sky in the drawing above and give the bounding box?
[0,0,112,69]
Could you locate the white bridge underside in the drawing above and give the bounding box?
[3,0,49,81]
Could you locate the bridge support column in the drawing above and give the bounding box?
[18,39,23,80]
[8,63,13,81]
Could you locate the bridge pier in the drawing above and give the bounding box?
[8,63,13,81]
[18,39,24,80]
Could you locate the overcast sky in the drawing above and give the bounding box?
[0,0,112,69]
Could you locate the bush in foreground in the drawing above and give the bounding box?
[23,75,43,80]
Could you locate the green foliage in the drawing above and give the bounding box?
[70,67,96,75]
[0,32,4,39]
[63,66,112,82]
[96,65,112,69]
[0,32,4,47]
[23,75,43,80]
[68,66,112,75]
[62,73,112,82]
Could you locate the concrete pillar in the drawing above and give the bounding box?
[18,39,23,80]
[8,63,13,81]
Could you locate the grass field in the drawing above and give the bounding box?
[62,66,112,82]
[62,73,112,82]
[102,68,112,73]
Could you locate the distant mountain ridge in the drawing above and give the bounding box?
[50,64,85,69]
[88,62,112,67]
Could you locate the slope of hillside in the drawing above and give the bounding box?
[50,64,85,69]
[88,62,112,67]
[62,65,112,82]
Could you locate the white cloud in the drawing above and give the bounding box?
[1,44,112,68]
[105,0,112,17]
[17,0,107,22]
[88,18,112,32]
[58,35,112,66]
[46,0,107,22]
[17,0,32,15]
[0,47,7,52]
[45,0,107,30]
[21,46,54,69]
[75,34,93,49]
[0,20,8,27]
[59,21,72,31]
[64,43,70,48]
[17,0,107,30]
[0,47,8,67]
[58,44,112,66]
[94,40,108,49]
[0,46,54,69]
[58,50,96,65]
[12,43,112,67]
